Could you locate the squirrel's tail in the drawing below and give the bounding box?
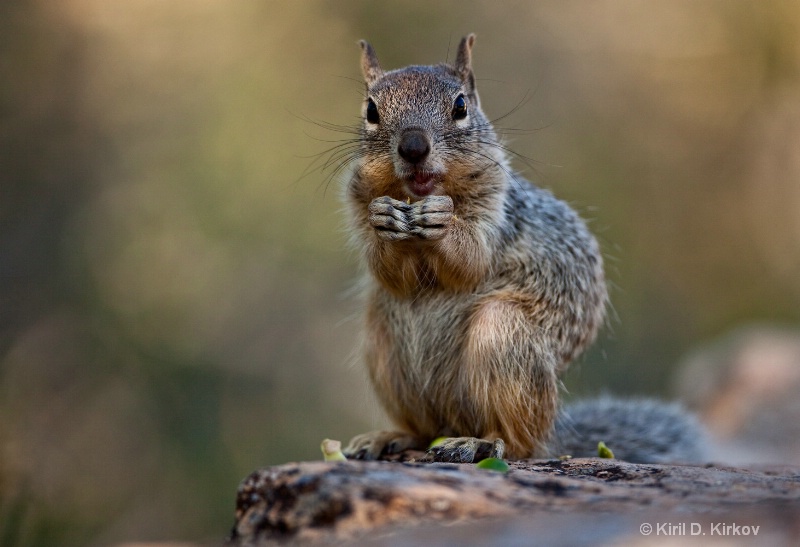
[553,396,708,463]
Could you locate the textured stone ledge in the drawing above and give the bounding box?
[228,456,800,545]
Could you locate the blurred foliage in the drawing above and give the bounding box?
[1,0,799,544]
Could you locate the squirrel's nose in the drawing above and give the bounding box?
[397,129,431,164]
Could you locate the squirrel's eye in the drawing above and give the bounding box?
[366,98,380,124]
[452,94,468,120]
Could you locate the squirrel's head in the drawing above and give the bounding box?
[355,34,501,200]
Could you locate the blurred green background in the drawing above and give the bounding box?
[2,0,799,544]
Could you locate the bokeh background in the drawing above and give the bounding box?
[2,0,799,544]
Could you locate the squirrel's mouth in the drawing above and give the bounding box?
[406,171,439,197]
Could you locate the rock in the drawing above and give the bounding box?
[227,457,800,545]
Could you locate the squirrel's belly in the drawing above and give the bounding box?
[371,291,477,436]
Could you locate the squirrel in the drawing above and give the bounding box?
[339,34,706,464]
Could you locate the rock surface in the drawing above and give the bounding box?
[227,455,800,545]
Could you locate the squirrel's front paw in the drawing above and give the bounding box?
[368,197,415,241]
[409,195,454,240]
[343,430,424,460]
[426,437,505,463]
[368,195,454,242]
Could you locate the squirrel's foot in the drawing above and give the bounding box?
[426,437,505,463]
[343,430,425,460]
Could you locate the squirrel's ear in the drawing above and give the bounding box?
[454,33,476,91]
[359,40,384,86]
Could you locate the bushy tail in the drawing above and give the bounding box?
[553,396,708,463]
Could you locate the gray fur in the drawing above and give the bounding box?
[554,397,709,463]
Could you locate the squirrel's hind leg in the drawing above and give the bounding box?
[454,291,560,460]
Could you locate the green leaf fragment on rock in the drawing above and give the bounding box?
[321,438,347,462]
[428,436,449,449]
[597,441,615,459]
[475,457,510,473]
